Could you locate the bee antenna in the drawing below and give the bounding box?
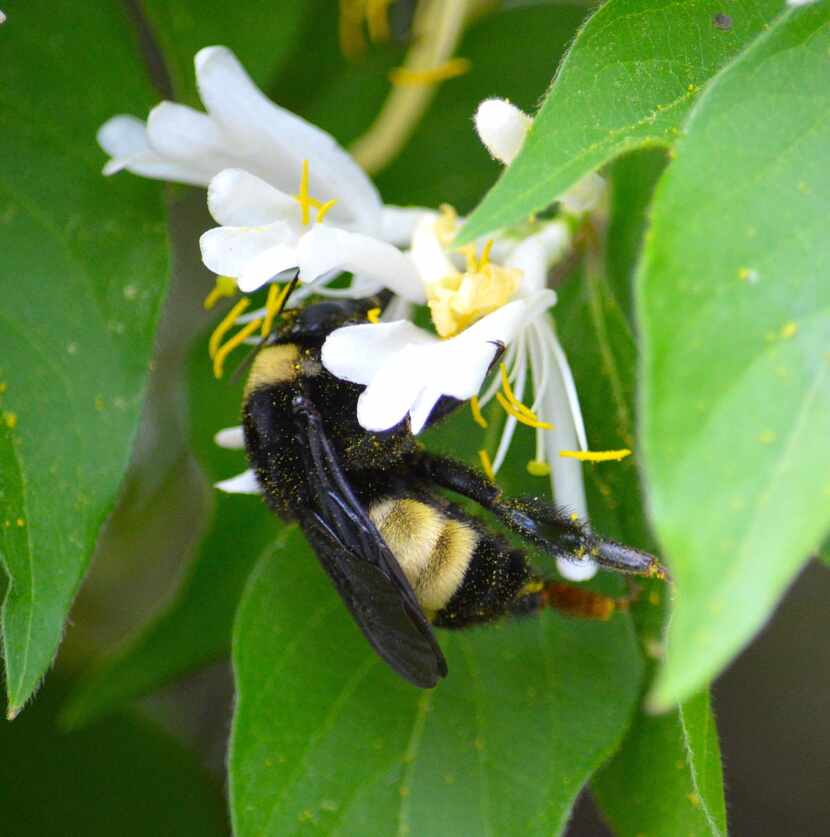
[228,270,300,385]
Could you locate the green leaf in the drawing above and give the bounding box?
[458,0,782,243]
[639,4,830,709]
[594,691,726,836]
[555,160,724,834]
[0,679,227,836]
[0,1,168,716]
[142,0,308,103]
[377,3,589,211]
[230,532,643,836]
[63,335,274,726]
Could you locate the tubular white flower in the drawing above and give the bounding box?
[100,46,382,230]
[100,46,436,298]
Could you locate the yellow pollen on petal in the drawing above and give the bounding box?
[478,449,496,481]
[366,307,381,324]
[470,395,488,429]
[527,459,551,477]
[203,275,237,310]
[213,318,263,379]
[389,57,471,87]
[209,298,250,359]
[560,449,632,462]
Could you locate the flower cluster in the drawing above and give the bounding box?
[100,49,619,581]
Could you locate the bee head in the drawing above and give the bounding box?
[277,293,391,344]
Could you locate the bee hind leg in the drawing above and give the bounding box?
[512,579,638,622]
[413,452,667,580]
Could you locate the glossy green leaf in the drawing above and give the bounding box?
[0,1,168,716]
[458,0,782,243]
[594,690,726,836]
[63,339,273,726]
[142,0,307,104]
[639,4,830,709]
[554,159,724,834]
[230,531,642,836]
[0,680,227,836]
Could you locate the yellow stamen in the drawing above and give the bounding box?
[209,298,250,359]
[316,198,338,222]
[470,395,487,429]
[366,0,391,42]
[478,239,494,269]
[526,460,551,477]
[458,243,478,273]
[260,282,294,338]
[367,307,381,324]
[478,449,496,481]
[213,318,263,379]
[294,159,314,225]
[497,362,548,422]
[496,392,554,429]
[389,57,471,87]
[559,449,632,462]
[203,275,237,310]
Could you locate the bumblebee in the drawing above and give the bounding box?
[242,291,665,688]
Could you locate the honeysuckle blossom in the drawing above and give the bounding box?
[321,208,598,581]
[98,45,426,301]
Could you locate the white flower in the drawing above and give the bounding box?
[474,98,607,215]
[321,209,597,581]
[99,45,427,299]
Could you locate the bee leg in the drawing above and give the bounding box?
[512,579,638,622]
[414,452,667,580]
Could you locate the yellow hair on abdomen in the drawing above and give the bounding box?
[369,498,477,612]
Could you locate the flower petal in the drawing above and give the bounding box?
[194,46,381,232]
[98,115,149,159]
[297,226,426,303]
[207,168,297,226]
[215,469,261,494]
[559,172,607,215]
[409,386,444,435]
[380,205,432,245]
[506,222,570,295]
[321,320,435,385]
[214,426,245,449]
[237,243,300,293]
[98,115,210,184]
[146,101,230,176]
[557,557,597,581]
[200,221,296,278]
[356,345,429,432]
[410,213,457,284]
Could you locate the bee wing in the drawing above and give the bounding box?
[293,397,448,689]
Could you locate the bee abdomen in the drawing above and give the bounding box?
[368,497,478,612]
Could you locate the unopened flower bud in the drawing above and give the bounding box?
[474,98,532,165]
